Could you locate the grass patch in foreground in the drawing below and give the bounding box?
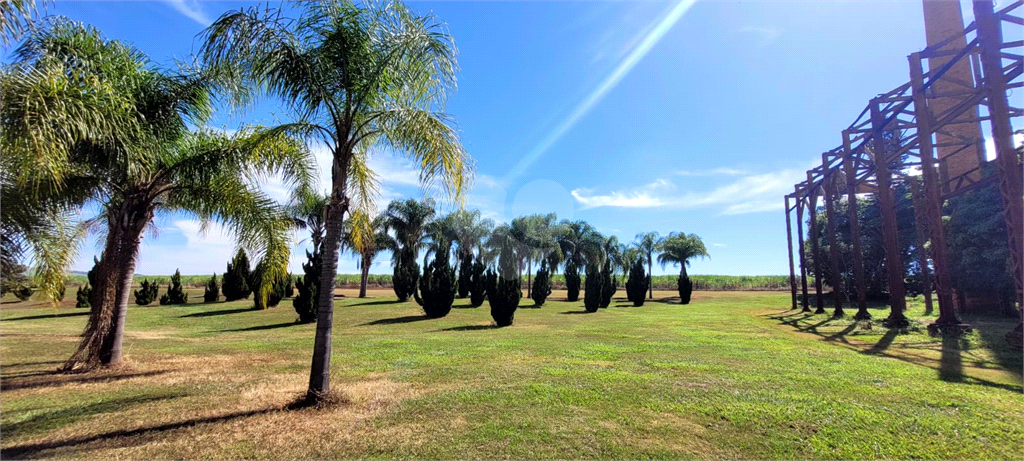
[1,290,1020,459]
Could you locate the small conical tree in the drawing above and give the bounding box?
[284,273,294,298]
[625,258,649,307]
[204,274,219,303]
[252,261,287,309]
[159,269,188,305]
[565,265,581,302]
[531,260,552,307]
[468,257,486,307]
[134,279,159,305]
[293,249,321,324]
[392,251,419,302]
[76,257,100,308]
[583,263,602,312]
[222,249,252,301]
[600,260,617,308]
[678,274,693,305]
[487,243,520,326]
[415,249,456,318]
[457,252,472,299]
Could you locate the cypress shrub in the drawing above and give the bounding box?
[252,263,288,310]
[159,269,188,305]
[457,252,472,299]
[134,278,159,305]
[414,249,456,318]
[392,249,419,302]
[203,274,219,303]
[531,260,552,307]
[565,264,581,302]
[678,274,693,304]
[600,259,616,308]
[294,249,322,323]
[486,243,520,327]
[468,257,486,307]
[76,258,99,308]
[14,285,32,301]
[222,249,252,301]
[284,274,294,298]
[625,258,649,307]
[583,263,602,312]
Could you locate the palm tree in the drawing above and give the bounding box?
[635,231,662,299]
[657,232,709,280]
[511,213,558,297]
[1,0,41,48]
[432,209,492,298]
[555,220,604,301]
[288,191,331,255]
[5,20,315,371]
[347,210,393,298]
[200,0,472,401]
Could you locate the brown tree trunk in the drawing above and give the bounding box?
[527,258,532,297]
[359,253,370,298]
[102,204,152,366]
[648,255,654,299]
[63,208,126,372]
[307,151,350,401]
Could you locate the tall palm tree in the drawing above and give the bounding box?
[635,231,662,299]
[5,20,315,371]
[288,191,331,254]
[432,209,492,298]
[555,220,604,301]
[201,0,472,401]
[347,210,393,298]
[657,232,709,280]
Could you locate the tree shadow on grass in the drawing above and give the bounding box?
[2,311,90,322]
[1,370,169,392]
[438,324,497,332]
[559,310,592,315]
[221,322,300,333]
[358,315,431,326]
[3,392,185,440]
[346,298,403,307]
[179,307,252,318]
[0,406,279,459]
[962,313,1024,377]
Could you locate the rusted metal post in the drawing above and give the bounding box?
[869,99,909,327]
[843,135,871,320]
[796,188,811,311]
[806,178,826,314]
[786,196,799,310]
[974,0,1023,311]
[910,52,962,331]
[823,173,845,317]
[909,177,934,315]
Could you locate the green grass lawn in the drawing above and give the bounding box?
[1,290,1021,460]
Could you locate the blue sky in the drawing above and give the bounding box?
[13,0,1016,277]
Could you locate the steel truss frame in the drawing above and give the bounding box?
[784,1,1022,335]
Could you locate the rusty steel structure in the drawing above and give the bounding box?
[784,0,1022,336]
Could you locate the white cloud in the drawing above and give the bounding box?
[162,0,212,26]
[571,167,806,215]
[712,243,727,247]
[983,133,1024,161]
[674,167,748,177]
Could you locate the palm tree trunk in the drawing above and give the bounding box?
[308,153,350,400]
[648,254,654,299]
[359,253,370,298]
[102,205,151,366]
[64,211,125,371]
[527,258,532,297]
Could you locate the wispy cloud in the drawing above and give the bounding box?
[675,167,747,177]
[162,0,212,26]
[571,167,807,215]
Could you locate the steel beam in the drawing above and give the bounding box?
[843,133,871,320]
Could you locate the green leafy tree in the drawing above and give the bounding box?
[531,260,552,307]
[468,257,486,307]
[159,269,188,305]
[415,248,456,318]
[201,0,472,402]
[293,249,322,324]
[134,279,159,306]
[4,21,313,371]
[222,249,253,302]
[556,220,604,302]
[634,232,662,300]
[486,242,520,326]
[625,257,649,307]
[583,262,602,313]
[658,232,709,305]
[203,274,219,303]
